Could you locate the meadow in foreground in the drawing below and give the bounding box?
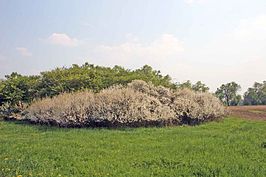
[0,117,265,177]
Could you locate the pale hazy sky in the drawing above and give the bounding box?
[0,0,266,93]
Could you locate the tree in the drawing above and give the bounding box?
[0,63,176,106]
[215,82,241,106]
[243,81,266,105]
[177,80,193,90]
[0,73,39,106]
[192,81,209,92]
[176,80,209,92]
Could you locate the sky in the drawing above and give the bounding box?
[0,0,266,94]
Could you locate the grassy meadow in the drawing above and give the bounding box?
[0,117,266,177]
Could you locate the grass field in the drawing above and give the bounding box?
[0,117,266,177]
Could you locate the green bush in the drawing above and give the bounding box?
[0,64,175,107]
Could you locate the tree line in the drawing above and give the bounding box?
[0,63,173,106]
[0,63,265,107]
[215,81,266,106]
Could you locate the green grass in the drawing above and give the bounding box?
[0,117,265,177]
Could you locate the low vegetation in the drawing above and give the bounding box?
[25,80,225,127]
[228,105,266,121]
[0,117,265,176]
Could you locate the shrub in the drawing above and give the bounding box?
[127,80,173,105]
[25,80,225,127]
[128,81,225,124]
[0,102,27,120]
[88,86,176,126]
[26,91,94,126]
[172,89,225,124]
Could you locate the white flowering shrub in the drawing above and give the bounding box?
[88,86,176,126]
[26,91,94,126]
[25,80,225,127]
[171,89,225,124]
[127,80,173,105]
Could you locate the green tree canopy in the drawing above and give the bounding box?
[243,81,266,105]
[176,80,209,92]
[0,73,39,106]
[0,63,176,106]
[215,82,241,106]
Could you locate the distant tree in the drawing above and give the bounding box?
[176,80,209,92]
[243,81,266,105]
[215,82,241,106]
[177,80,193,90]
[192,81,209,92]
[133,65,173,88]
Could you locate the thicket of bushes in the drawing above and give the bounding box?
[25,80,225,127]
[0,63,213,106]
[0,63,214,124]
[0,64,174,107]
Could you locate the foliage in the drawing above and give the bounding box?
[176,80,209,92]
[192,81,210,92]
[0,118,266,176]
[0,64,174,106]
[26,80,224,127]
[0,73,39,106]
[243,81,266,105]
[215,82,242,106]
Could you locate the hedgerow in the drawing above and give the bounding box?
[25,80,225,127]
